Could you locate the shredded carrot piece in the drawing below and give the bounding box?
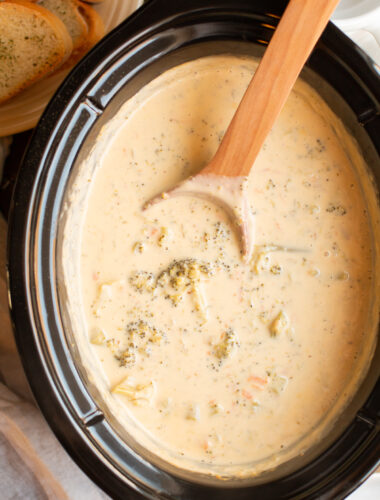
[242,389,252,400]
[248,375,267,390]
[248,375,267,385]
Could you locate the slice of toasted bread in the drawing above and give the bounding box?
[62,1,104,68]
[78,2,104,49]
[0,1,73,104]
[37,0,88,50]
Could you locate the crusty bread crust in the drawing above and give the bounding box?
[0,1,73,103]
[37,0,89,50]
[62,0,104,68]
[78,1,104,48]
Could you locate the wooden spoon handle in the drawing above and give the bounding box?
[203,0,340,177]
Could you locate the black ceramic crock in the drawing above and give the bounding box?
[7,0,380,498]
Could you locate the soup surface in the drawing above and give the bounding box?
[66,56,378,476]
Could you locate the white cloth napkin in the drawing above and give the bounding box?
[0,382,110,500]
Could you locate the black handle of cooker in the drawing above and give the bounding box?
[131,0,287,34]
[141,0,287,17]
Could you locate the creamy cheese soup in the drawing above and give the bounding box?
[61,56,379,477]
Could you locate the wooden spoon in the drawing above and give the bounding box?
[144,0,340,261]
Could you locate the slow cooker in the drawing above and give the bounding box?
[7,0,380,498]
